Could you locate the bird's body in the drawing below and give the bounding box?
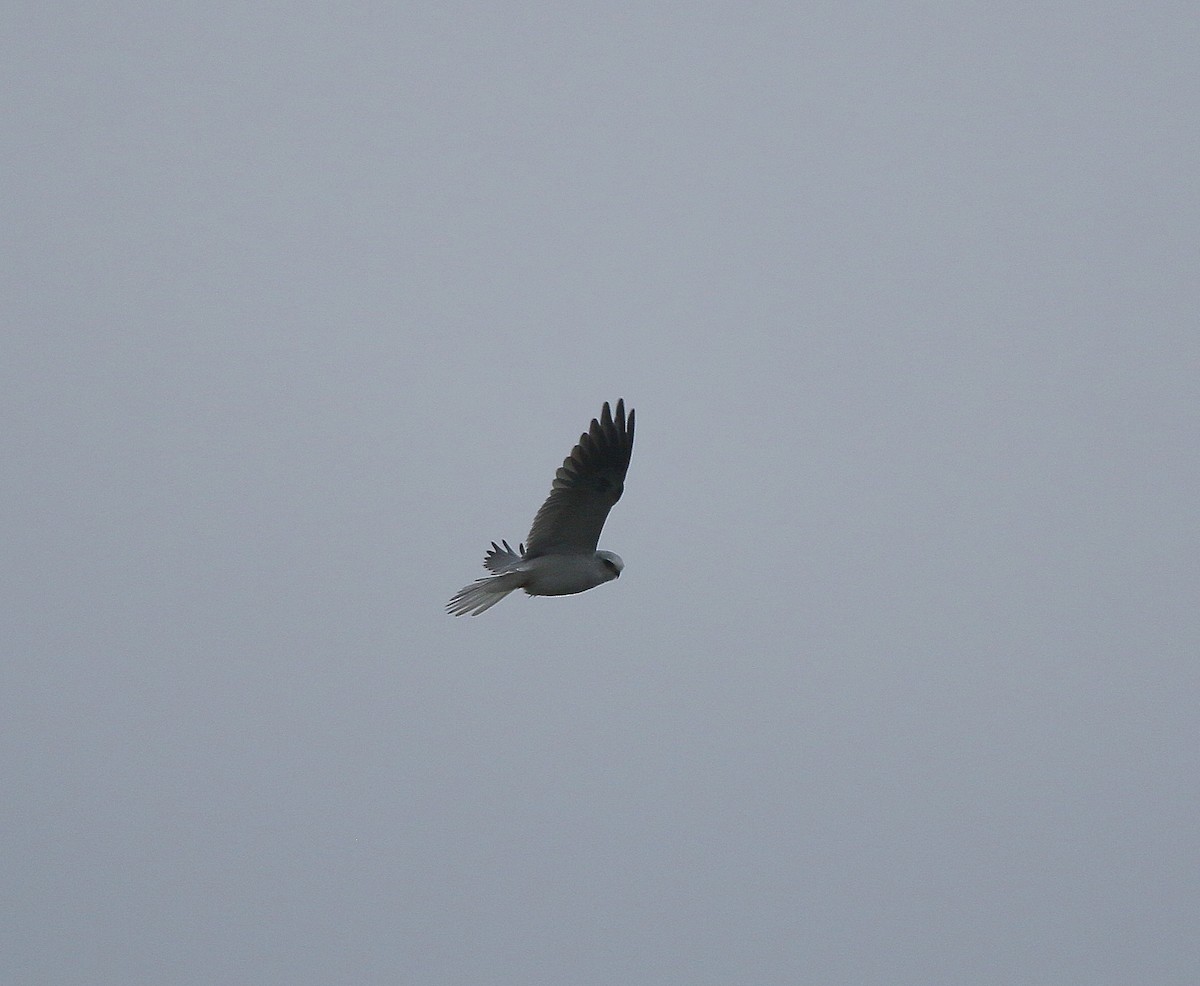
[446,400,634,616]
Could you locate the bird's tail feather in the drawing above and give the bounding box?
[446,571,526,616]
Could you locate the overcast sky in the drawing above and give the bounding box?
[4,3,1198,984]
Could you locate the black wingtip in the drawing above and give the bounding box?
[597,399,631,430]
[560,398,636,485]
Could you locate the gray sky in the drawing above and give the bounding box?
[4,3,1198,983]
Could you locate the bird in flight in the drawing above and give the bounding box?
[447,399,635,616]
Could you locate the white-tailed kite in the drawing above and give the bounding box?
[446,399,635,616]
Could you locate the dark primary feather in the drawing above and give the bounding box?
[524,399,635,556]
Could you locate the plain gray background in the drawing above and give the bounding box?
[4,3,1198,983]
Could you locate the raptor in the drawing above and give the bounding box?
[446,399,635,616]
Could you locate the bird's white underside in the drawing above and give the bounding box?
[445,552,624,617]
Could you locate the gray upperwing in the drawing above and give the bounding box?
[524,399,635,556]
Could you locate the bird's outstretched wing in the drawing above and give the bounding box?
[524,399,635,557]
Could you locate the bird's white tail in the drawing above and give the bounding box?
[445,571,526,616]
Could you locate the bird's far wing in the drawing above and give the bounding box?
[483,540,525,573]
[524,399,635,556]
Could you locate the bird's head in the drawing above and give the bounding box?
[595,550,624,580]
